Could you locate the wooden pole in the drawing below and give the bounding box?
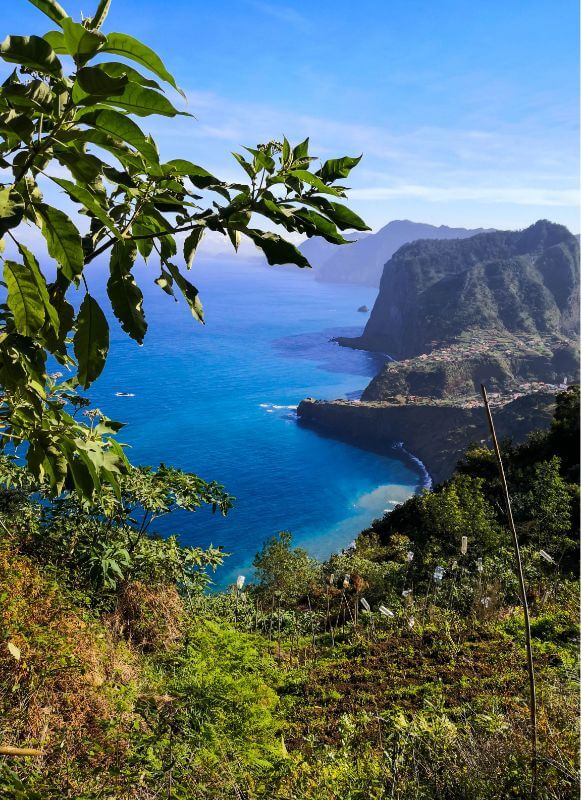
[481,384,538,793]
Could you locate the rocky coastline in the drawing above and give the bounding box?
[298,221,578,486]
[297,391,557,486]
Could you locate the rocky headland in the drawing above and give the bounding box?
[297,392,557,486]
[298,221,580,484]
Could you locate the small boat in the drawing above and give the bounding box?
[115,391,135,397]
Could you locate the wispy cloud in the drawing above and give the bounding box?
[247,1,310,32]
[349,185,579,207]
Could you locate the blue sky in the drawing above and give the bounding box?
[6,0,580,241]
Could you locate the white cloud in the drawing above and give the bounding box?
[349,185,579,207]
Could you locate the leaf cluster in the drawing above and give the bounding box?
[0,0,368,501]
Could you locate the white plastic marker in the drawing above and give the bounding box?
[360,597,371,613]
[461,536,468,555]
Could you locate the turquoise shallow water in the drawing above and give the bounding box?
[86,259,422,587]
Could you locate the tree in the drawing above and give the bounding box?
[253,531,320,602]
[0,0,369,501]
[0,450,233,596]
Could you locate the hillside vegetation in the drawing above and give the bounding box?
[1,387,578,799]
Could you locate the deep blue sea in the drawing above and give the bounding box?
[86,259,422,587]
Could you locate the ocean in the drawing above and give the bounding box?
[87,259,423,587]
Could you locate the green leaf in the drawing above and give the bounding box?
[74,294,109,388]
[183,227,205,268]
[51,177,122,238]
[61,18,106,62]
[53,146,104,183]
[155,268,174,296]
[98,60,162,90]
[0,111,34,143]
[165,159,217,184]
[106,82,185,117]
[0,35,62,78]
[46,280,75,352]
[101,32,184,95]
[292,137,310,162]
[166,263,204,322]
[0,186,25,236]
[232,151,256,180]
[3,80,54,113]
[287,170,343,196]
[36,203,84,282]
[282,137,291,166]
[317,155,362,183]
[245,229,311,268]
[325,201,370,231]
[244,146,275,173]
[75,66,128,97]
[132,220,155,259]
[28,437,68,494]
[27,0,67,26]
[42,30,67,53]
[17,242,60,335]
[106,240,147,344]
[66,449,96,498]
[102,165,136,187]
[79,108,159,163]
[294,208,349,244]
[4,260,46,336]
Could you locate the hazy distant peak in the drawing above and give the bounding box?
[301,219,490,287]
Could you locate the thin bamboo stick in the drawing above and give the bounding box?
[481,384,537,794]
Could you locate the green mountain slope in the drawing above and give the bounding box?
[341,220,579,359]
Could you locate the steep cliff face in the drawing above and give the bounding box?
[299,220,488,287]
[297,393,557,485]
[340,221,580,358]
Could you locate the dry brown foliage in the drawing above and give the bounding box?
[0,548,140,793]
[107,580,185,652]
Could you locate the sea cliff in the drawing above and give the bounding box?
[298,221,579,482]
[297,392,557,486]
[339,220,580,359]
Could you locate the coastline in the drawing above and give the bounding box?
[297,391,557,487]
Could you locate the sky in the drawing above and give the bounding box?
[5,0,580,251]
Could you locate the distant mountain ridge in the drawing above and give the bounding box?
[299,220,490,287]
[342,220,580,360]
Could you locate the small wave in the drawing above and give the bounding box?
[259,403,298,411]
[391,441,432,489]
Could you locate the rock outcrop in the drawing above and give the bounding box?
[297,392,557,486]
